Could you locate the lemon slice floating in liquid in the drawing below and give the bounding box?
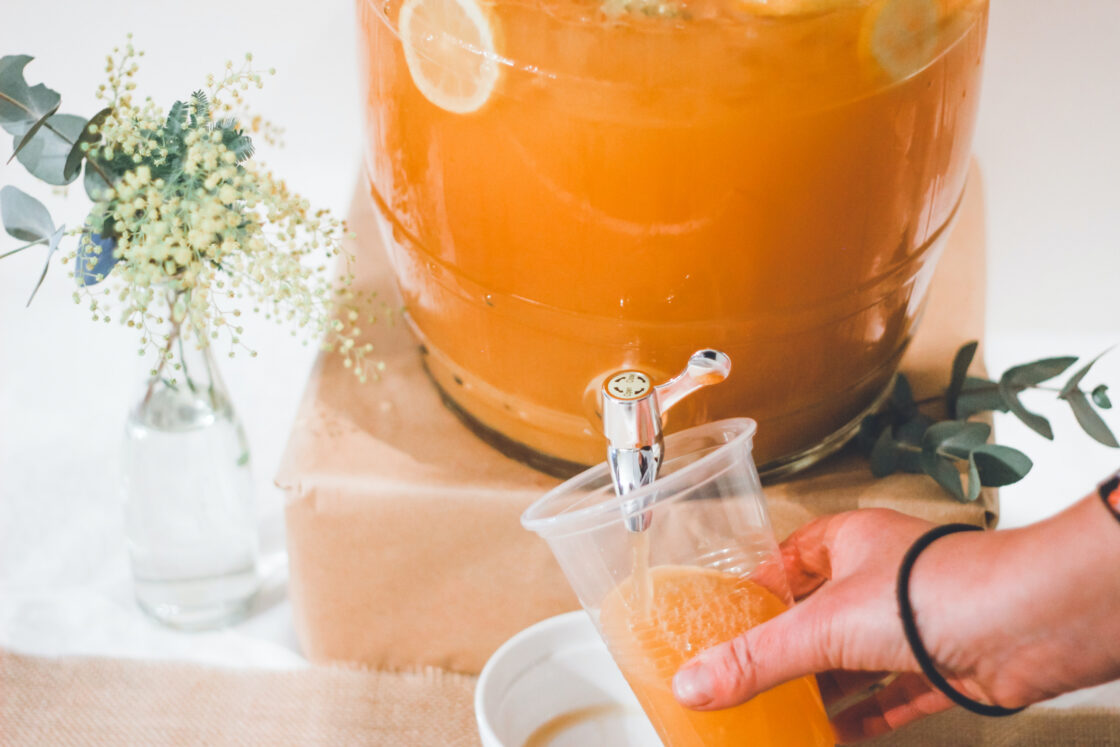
[398,0,500,114]
[861,0,940,79]
[741,0,863,16]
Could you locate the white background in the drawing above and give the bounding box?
[1,0,1118,677]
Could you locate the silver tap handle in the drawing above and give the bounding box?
[600,349,732,533]
[652,350,732,419]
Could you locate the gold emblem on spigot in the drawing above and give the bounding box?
[606,371,651,401]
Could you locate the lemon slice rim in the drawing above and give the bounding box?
[861,0,941,80]
[398,0,501,114]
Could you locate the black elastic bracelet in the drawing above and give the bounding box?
[896,523,1026,718]
[1099,473,1120,525]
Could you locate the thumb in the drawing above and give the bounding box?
[672,594,834,711]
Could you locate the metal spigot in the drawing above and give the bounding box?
[601,349,732,532]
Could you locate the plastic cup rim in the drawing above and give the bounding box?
[521,417,758,540]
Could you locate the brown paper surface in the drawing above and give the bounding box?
[278,162,995,675]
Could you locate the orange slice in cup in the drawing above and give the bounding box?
[860,0,941,79]
[398,0,500,114]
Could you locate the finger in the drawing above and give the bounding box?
[673,591,834,711]
[831,673,953,744]
[817,670,890,708]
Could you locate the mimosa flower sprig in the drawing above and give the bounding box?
[0,41,381,381]
[858,342,1117,501]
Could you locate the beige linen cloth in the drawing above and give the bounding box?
[3,649,1119,745]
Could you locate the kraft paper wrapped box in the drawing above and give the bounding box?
[277,163,995,675]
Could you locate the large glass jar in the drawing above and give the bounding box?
[358,0,989,475]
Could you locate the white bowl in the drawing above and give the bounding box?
[475,611,661,747]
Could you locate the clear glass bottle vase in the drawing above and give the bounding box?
[122,323,261,629]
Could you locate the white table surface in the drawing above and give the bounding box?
[1,0,1118,708]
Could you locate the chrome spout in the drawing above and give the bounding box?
[600,350,732,532]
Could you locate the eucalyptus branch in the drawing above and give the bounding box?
[860,341,1117,502]
[0,239,45,259]
[910,383,1066,410]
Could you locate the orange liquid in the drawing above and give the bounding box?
[600,565,833,746]
[359,0,989,469]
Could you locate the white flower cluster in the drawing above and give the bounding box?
[71,43,380,382]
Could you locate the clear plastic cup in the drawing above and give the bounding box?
[522,418,833,746]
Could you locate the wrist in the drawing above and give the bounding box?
[909,494,1120,706]
[904,525,1007,682]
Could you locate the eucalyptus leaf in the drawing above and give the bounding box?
[84,159,114,200]
[970,444,1033,487]
[1093,385,1112,410]
[1066,391,1120,448]
[920,451,966,502]
[947,341,979,418]
[923,420,991,460]
[955,377,1009,419]
[895,413,936,447]
[966,457,982,502]
[11,113,85,185]
[0,185,54,242]
[75,233,119,286]
[1005,356,1078,388]
[26,223,66,306]
[856,413,893,455]
[891,373,916,416]
[0,55,61,134]
[8,100,59,163]
[998,378,1055,440]
[63,107,111,182]
[1060,348,1113,398]
[870,428,899,478]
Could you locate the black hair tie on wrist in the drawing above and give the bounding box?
[1099,472,1120,524]
[896,523,1026,718]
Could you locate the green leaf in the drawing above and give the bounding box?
[0,185,54,242]
[84,159,114,200]
[965,457,982,502]
[1065,391,1119,448]
[923,420,991,460]
[1005,356,1079,388]
[0,55,61,135]
[190,90,210,125]
[895,413,935,447]
[10,113,85,185]
[8,100,59,163]
[857,413,889,455]
[891,373,916,416]
[1060,348,1114,399]
[870,428,899,477]
[1093,385,1112,410]
[63,107,111,182]
[956,377,1009,419]
[947,341,979,418]
[970,444,1033,487]
[920,451,966,501]
[26,223,66,306]
[998,358,1076,439]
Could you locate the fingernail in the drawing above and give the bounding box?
[673,663,714,708]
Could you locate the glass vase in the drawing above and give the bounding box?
[122,323,261,629]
